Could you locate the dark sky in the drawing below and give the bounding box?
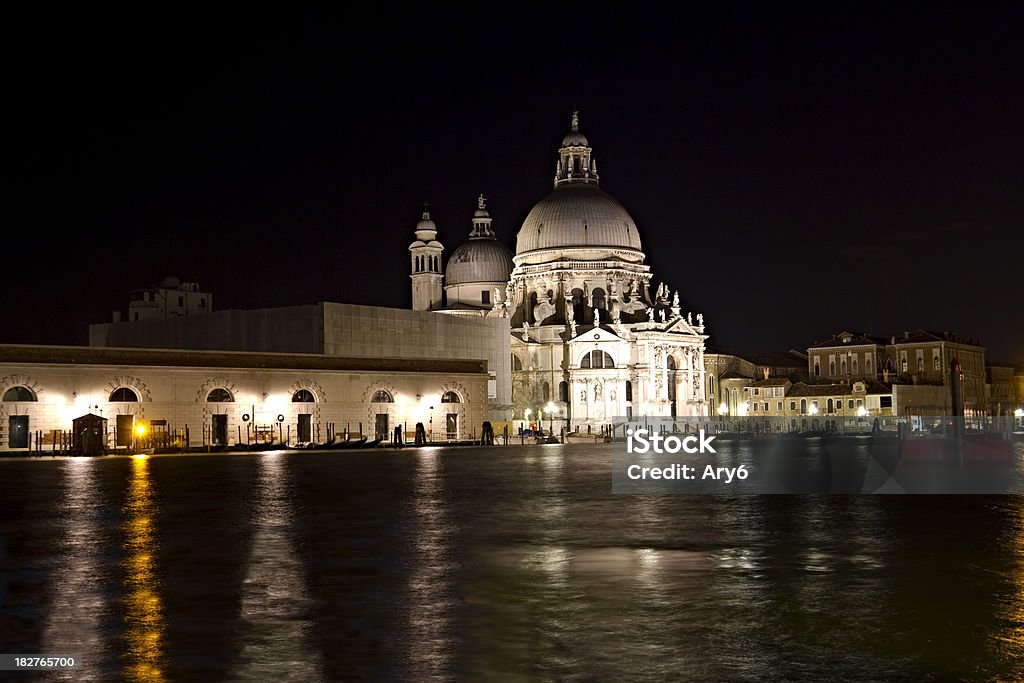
[5,6,1022,360]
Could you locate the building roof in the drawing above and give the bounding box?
[889,329,983,346]
[808,331,888,350]
[0,344,488,375]
[749,378,792,387]
[719,370,752,380]
[705,347,807,367]
[445,238,514,286]
[515,184,641,255]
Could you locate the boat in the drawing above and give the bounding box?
[232,441,288,452]
[360,438,384,448]
[337,437,367,449]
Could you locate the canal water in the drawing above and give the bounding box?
[2,444,1024,681]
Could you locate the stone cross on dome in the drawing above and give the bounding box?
[478,194,487,210]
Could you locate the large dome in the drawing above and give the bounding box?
[445,239,514,285]
[515,184,642,255]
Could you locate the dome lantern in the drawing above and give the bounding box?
[554,110,599,189]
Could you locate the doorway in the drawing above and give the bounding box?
[8,415,28,448]
[211,414,228,446]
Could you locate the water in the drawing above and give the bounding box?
[2,444,1024,681]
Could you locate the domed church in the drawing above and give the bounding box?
[410,113,709,429]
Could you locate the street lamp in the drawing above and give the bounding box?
[717,402,728,416]
[545,401,557,435]
[524,407,532,433]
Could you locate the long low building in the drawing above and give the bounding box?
[0,345,489,452]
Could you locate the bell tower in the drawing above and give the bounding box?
[409,204,444,311]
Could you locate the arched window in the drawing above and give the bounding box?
[625,380,633,402]
[370,390,393,403]
[917,357,924,372]
[558,381,568,402]
[866,357,873,375]
[293,389,316,403]
[800,399,807,414]
[580,350,615,369]
[511,354,523,371]
[814,362,820,377]
[2,386,36,402]
[829,360,836,375]
[827,398,834,413]
[110,387,139,402]
[570,288,585,321]
[592,288,606,311]
[840,360,847,375]
[206,388,233,402]
[852,357,858,375]
[542,382,550,401]
[441,391,460,403]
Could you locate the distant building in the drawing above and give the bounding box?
[807,329,987,416]
[704,349,807,416]
[986,362,1017,416]
[125,276,212,322]
[0,345,488,451]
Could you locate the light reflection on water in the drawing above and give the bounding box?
[235,451,324,680]
[40,457,106,682]
[122,455,165,682]
[1,443,1024,680]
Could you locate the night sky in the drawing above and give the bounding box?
[6,6,1022,360]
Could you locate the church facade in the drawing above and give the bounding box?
[412,115,710,430]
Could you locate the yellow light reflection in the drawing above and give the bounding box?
[123,455,165,682]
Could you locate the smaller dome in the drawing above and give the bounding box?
[416,217,436,232]
[445,239,514,286]
[561,130,589,147]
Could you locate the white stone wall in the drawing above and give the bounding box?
[0,362,488,451]
[88,302,513,419]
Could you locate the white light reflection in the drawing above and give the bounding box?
[235,452,324,680]
[40,457,106,682]
[402,449,455,678]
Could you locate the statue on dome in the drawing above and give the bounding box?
[593,308,600,325]
[647,307,655,322]
[478,194,487,210]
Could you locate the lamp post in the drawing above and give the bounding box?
[545,401,557,436]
